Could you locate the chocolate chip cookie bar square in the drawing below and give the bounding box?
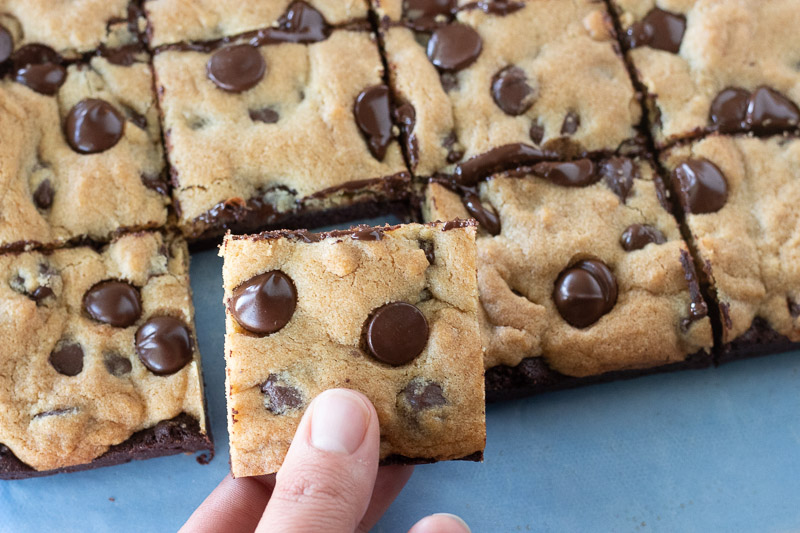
[609,0,800,147]
[154,4,410,242]
[220,221,485,477]
[372,0,641,180]
[0,231,211,479]
[660,135,800,362]
[424,157,713,400]
[0,1,144,60]
[145,0,369,49]
[0,55,168,252]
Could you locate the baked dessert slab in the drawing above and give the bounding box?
[372,0,642,179]
[153,3,411,242]
[220,221,485,477]
[660,135,800,363]
[0,55,168,252]
[0,231,211,479]
[424,156,713,400]
[609,0,800,147]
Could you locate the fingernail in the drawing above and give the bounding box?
[310,389,369,454]
[432,514,471,533]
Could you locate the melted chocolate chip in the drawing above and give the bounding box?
[420,240,435,264]
[427,23,482,72]
[354,85,394,161]
[626,8,686,53]
[135,316,194,375]
[671,158,728,214]
[261,375,303,415]
[252,1,330,45]
[455,143,551,185]
[11,44,60,71]
[395,102,418,167]
[709,87,749,133]
[83,280,142,327]
[491,66,535,116]
[351,228,384,241]
[207,44,266,93]
[364,302,429,366]
[401,379,446,411]
[141,174,169,195]
[745,86,800,134]
[0,25,12,64]
[102,44,141,67]
[15,63,66,96]
[599,157,638,202]
[296,230,321,243]
[33,179,54,209]
[620,224,666,251]
[49,343,84,376]
[403,0,456,30]
[104,352,132,376]
[533,159,597,187]
[249,107,280,124]
[560,112,579,135]
[442,132,463,163]
[529,122,544,144]
[230,271,297,335]
[30,286,54,304]
[679,249,708,329]
[462,190,500,235]
[553,259,617,328]
[65,99,125,154]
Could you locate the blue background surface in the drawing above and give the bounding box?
[2,217,799,532]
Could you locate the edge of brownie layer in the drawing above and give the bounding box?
[381,450,483,466]
[484,351,712,403]
[0,221,168,255]
[0,414,212,481]
[182,173,415,244]
[716,316,800,365]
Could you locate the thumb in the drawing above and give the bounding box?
[257,388,380,533]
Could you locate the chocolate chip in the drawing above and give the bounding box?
[33,179,54,209]
[553,259,617,328]
[254,1,330,44]
[625,8,686,54]
[491,66,535,116]
[65,99,125,154]
[104,352,132,376]
[364,302,429,366]
[351,228,384,241]
[249,107,280,124]
[141,174,169,195]
[599,157,638,202]
[103,44,140,66]
[442,132,463,163]
[403,0,456,29]
[295,230,321,243]
[0,25,12,64]
[620,224,666,251]
[439,72,458,92]
[49,343,84,376]
[261,375,303,415]
[709,87,749,133]
[529,122,544,144]
[745,86,800,134]
[15,63,67,96]
[206,44,266,93]
[354,85,393,161]
[671,159,728,214]
[560,112,580,135]
[135,316,194,375]
[533,159,597,187]
[83,280,142,327]
[420,240,435,264]
[230,271,297,335]
[11,44,60,71]
[401,379,446,410]
[462,189,500,235]
[679,249,708,329]
[30,286,54,304]
[126,107,147,130]
[395,102,419,167]
[427,23,482,72]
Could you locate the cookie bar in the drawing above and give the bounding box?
[609,0,800,147]
[220,221,485,477]
[153,2,410,241]
[0,55,168,252]
[0,231,211,479]
[661,135,800,362]
[424,157,713,400]
[145,0,369,49]
[0,1,144,59]
[372,0,642,179]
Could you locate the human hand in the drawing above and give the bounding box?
[180,388,471,533]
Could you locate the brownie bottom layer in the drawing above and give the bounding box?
[717,317,800,365]
[485,352,712,403]
[0,414,212,480]
[381,451,483,466]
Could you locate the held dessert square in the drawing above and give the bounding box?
[0,231,211,479]
[373,0,642,179]
[153,1,410,241]
[220,221,485,477]
[424,156,713,399]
